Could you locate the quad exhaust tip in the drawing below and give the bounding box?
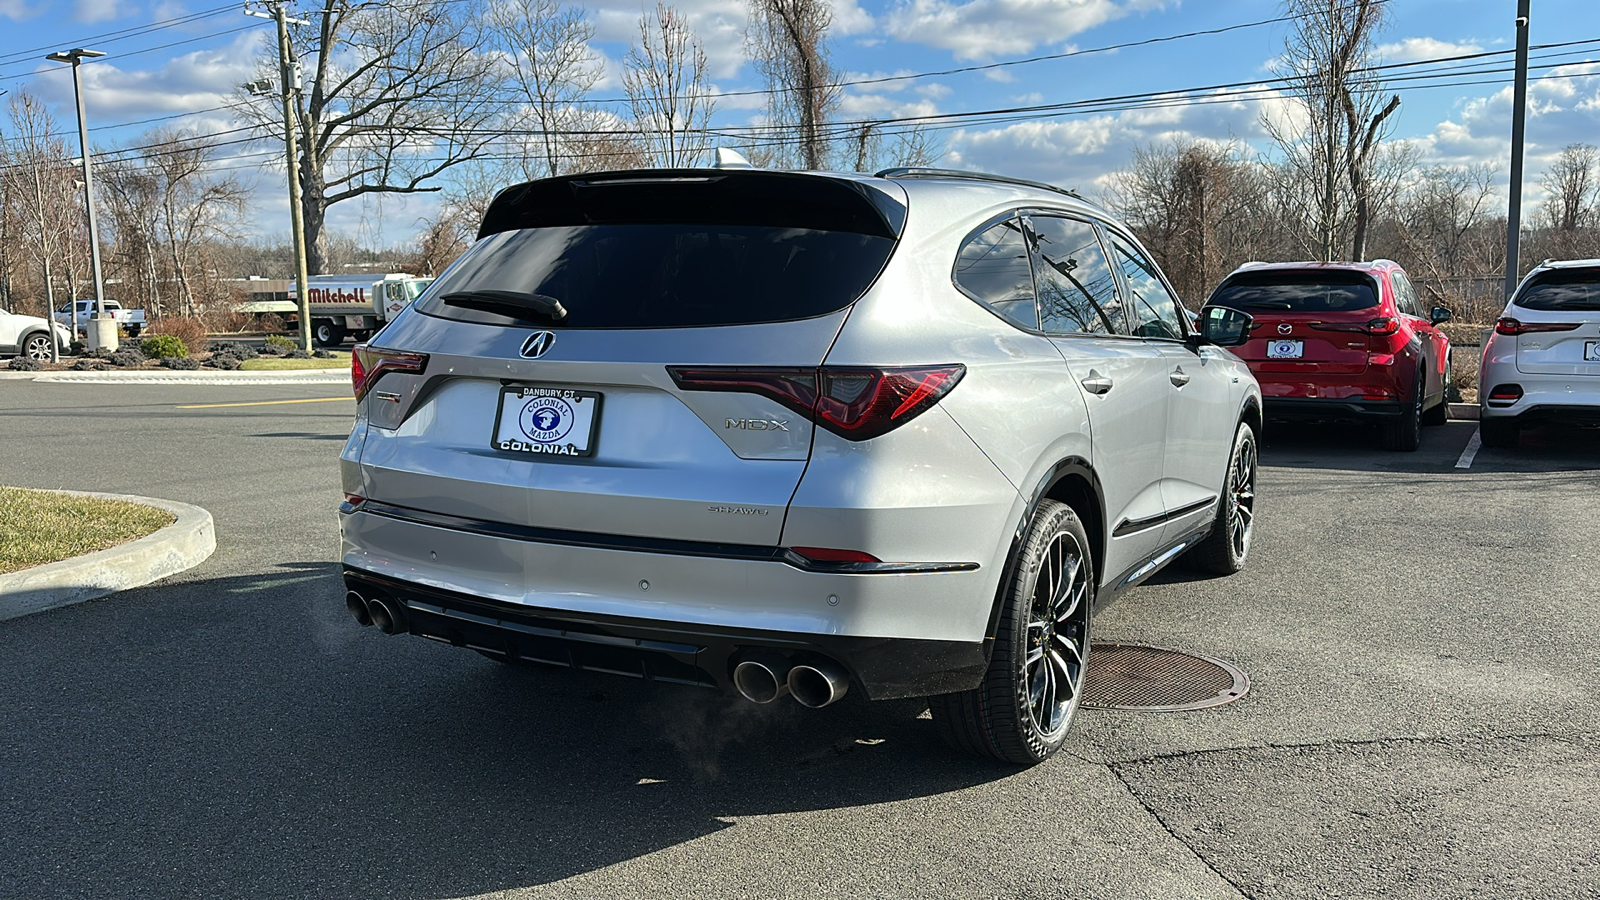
[345,589,406,635]
[733,656,791,704]
[788,661,849,708]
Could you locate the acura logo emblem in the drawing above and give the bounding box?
[1277,323,1293,335]
[520,331,556,359]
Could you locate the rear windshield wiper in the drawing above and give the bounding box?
[1221,300,1295,310]
[440,290,568,322]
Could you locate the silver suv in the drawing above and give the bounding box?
[339,167,1262,764]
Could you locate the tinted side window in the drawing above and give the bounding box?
[954,216,1038,330]
[1390,271,1421,317]
[1027,215,1121,335]
[1110,237,1185,340]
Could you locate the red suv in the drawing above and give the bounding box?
[1202,260,1452,451]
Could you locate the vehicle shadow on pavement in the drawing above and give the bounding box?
[0,562,1019,898]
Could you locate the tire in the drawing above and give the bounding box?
[1479,417,1519,449]
[313,320,346,348]
[1188,421,1258,575]
[931,499,1092,765]
[1380,372,1423,451]
[1422,395,1448,426]
[22,332,53,361]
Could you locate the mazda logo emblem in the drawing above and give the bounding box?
[520,331,556,359]
[1277,323,1292,335]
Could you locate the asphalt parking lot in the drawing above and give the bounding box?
[3,380,1598,899]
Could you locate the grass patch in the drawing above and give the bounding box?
[0,487,175,574]
[239,353,350,371]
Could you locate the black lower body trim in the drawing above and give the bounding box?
[343,568,989,700]
[1264,397,1404,422]
[1491,404,1600,426]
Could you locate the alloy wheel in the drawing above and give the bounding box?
[1025,529,1090,739]
[24,335,52,360]
[1227,434,1257,560]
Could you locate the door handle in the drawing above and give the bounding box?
[1080,370,1114,395]
[1170,366,1191,387]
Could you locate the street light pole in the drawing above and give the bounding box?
[246,1,313,352]
[1504,0,1531,301]
[46,47,114,353]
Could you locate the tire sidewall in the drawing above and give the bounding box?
[999,501,1093,762]
[1220,422,1256,570]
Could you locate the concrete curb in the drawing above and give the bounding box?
[1448,403,1481,420]
[0,491,216,622]
[1,369,346,385]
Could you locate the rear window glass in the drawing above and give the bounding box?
[1515,271,1600,311]
[415,224,895,329]
[1208,272,1378,313]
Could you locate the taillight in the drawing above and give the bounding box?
[1495,317,1580,336]
[352,343,428,401]
[1366,317,1400,336]
[668,364,965,441]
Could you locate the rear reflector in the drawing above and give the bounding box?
[788,546,882,563]
[1496,317,1581,336]
[668,364,965,441]
[353,344,428,401]
[1487,383,1524,403]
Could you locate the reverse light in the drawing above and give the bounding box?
[668,364,965,441]
[1495,317,1581,336]
[352,343,428,401]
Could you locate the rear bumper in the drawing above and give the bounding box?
[1263,397,1404,421]
[1480,402,1600,425]
[343,568,989,699]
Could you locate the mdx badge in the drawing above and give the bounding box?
[726,418,790,431]
[520,331,557,359]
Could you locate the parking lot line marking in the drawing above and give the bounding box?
[177,397,351,409]
[1455,429,1482,469]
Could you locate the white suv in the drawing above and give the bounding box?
[0,304,71,360]
[338,166,1262,764]
[1479,259,1600,447]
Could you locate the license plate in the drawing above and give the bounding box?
[1266,339,1304,359]
[1586,341,1600,361]
[491,385,602,457]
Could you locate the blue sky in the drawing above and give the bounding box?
[2,0,1597,250]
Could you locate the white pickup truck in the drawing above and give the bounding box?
[53,299,146,336]
[237,274,432,347]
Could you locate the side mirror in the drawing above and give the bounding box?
[1197,306,1253,347]
[1430,306,1452,325]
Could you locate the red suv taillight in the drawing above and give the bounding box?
[1495,317,1581,336]
[668,364,965,441]
[352,343,428,400]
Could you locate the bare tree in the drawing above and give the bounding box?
[0,91,81,318]
[1263,0,1400,261]
[489,0,603,179]
[1539,143,1599,233]
[622,4,716,168]
[239,0,502,275]
[746,0,839,170]
[1109,139,1277,300]
[97,155,165,315]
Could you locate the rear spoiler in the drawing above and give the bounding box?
[477,169,907,241]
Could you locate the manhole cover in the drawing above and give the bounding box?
[1081,643,1249,711]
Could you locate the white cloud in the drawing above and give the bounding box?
[73,0,116,23]
[0,0,40,20]
[885,0,1127,61]
[1377,37,1484,63]
[830,0,875,35]
[589,0,750,80]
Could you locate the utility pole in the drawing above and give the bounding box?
[246,1,313,352]
[46,47,112,353]
[1504,0,1531,301]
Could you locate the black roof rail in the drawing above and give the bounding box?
[874,167,1083,200]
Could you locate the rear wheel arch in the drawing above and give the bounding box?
[984,457,1105,645]
[1241,398,1262,440]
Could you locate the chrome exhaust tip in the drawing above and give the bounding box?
[366,596,407,635]
[732,656,791,704]
[788,661,849,708]
[345,591,372,627]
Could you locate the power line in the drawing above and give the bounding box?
[0,4,238,70]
